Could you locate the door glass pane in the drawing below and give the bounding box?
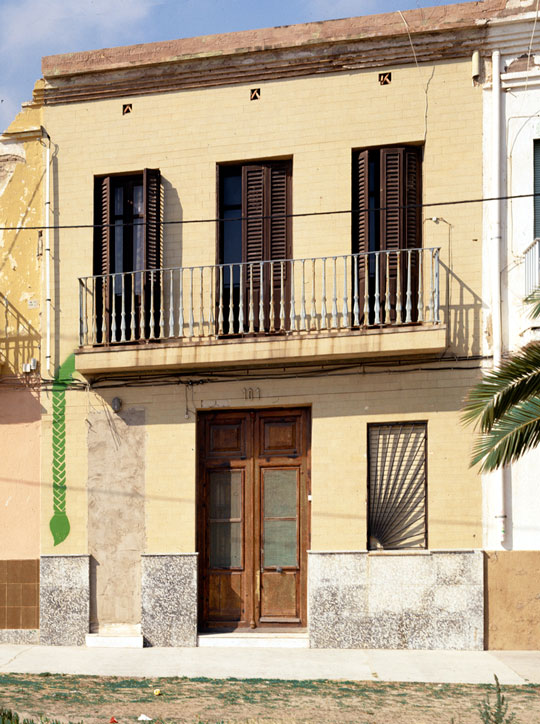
[264,520,297,567]
[264,469,297,518]
[209,470,241,519]
[210,522,241,568]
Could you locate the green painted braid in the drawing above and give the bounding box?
[50,354,75,546]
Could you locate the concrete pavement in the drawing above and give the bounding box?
[0,645,539,684]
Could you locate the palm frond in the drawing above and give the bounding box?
[471,396,540,471]
[462,344,540,432]
[526,287,540,320]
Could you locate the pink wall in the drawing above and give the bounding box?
[0,387,40,559]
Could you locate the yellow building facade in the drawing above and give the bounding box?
[3,0,534,648]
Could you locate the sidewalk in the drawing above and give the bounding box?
[0,645,539,685]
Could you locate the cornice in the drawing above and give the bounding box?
[42,26,490,106]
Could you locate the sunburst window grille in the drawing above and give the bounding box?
[368,422,427,550]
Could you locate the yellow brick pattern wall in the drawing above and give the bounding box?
[40,57,484,554]
[40,362,482,555]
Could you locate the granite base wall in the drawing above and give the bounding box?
[141,553,197,647]
[40,555,90,646]
[308,550,484,650]
[0,629,39,644]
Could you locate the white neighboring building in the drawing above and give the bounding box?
[483,5,540,552]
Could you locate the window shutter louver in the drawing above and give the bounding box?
[404,148,421,250]
[143,168,162,270]
[242,165,265,283]
[380,147,403,256]
[268,163,290,262]
[381,148,403,320]
[99,176,112,276]
[268,162,291,329]
[354,150,369,322]
[404,148,421,321]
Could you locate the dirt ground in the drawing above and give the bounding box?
[0,673,539,724]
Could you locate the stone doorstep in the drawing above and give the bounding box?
[85,634,144,648]
[86,623,143,648]
[197,632,309,648]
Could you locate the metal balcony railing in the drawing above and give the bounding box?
[78,248,440,347]
[524,238,540,298]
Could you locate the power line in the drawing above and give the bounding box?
[0,191,537,232]
[0,354,487,391]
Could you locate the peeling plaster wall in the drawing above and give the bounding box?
[0,104,43,376]
[87,407,146,628]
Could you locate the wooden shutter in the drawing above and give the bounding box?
[381,148,403,321]
[268,162,291,329]
[380,147,404,255]
[353,150,369,322]
[268,162,291,268]
[143,168,162,270]
[97,176,112,276]
[242,165,265,329]
[404,148,421,322]
[242,164,265,276]
[242,162,291,330]
[404,148,421,250]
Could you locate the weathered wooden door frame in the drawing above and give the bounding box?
[196,407,311,631]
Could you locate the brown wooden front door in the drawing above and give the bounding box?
[197,408,310,630]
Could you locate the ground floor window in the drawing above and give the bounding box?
[367,422,427,549]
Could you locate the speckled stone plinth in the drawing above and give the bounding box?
[308,550,483,650]
[141,553,197,647]
[0,630,39,644]
[40,555,90,646]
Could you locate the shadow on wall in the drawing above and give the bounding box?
[440,260,484,356]
[0,292,40,375]
[162,177,183,267]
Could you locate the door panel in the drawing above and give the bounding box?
[208,420,247,458]
[198,408,309,630]
[261,418,299,456]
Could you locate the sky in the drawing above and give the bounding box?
[0,0,477,133]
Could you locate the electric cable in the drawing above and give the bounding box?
[1,191,540,232]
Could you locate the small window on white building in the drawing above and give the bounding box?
[534,140,540,239]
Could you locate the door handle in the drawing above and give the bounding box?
[276,566,283,573]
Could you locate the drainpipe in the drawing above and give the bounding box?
[42,127,51,375]
[491,51,506,547]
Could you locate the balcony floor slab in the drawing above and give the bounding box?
[75,325,447,377]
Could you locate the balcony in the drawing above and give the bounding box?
[524,238,540,298]
[76,249,445,376]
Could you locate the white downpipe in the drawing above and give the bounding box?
[43,128,51,375]
[491,51,506,547]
